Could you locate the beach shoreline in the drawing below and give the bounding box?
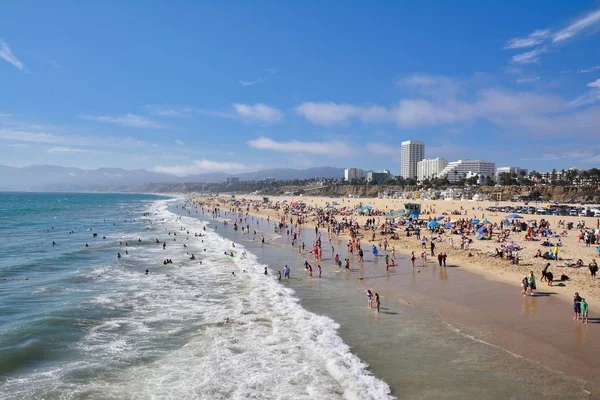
[192,193,600,396]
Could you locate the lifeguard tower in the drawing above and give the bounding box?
[404,202,421,217]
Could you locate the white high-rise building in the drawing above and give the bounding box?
[344,168,364,181]
[401,140,425,180]
[416,158,449,182]
[438,160,496,184]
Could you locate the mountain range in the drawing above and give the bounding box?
[0,164,345,191]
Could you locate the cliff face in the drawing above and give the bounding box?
[297,184,600,202]
[477,186,600,202]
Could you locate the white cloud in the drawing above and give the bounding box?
[174,140,185,145]
[366,143,398,156]
[265,68,277,74]
[239,78,265,86]
[587,78,600,88]
[504,29,550,49]
[45,146,94,153]
[152,159,248,176]
[295,102,386,126]
[553,9,600,43]
[248,136,353,155]
[511,48,546,64]
[397,73,462,98]
[0,40,24,70]
[81,113,159,128]
[503,8,600,65]
[516,76,540,84]
[0,112,12,117]
[577,65,600,73]
[233,103,283,123]
[0,129,58,143]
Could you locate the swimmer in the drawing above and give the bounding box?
[264,267,268,275]
[190,254,196,260]
[232,272,235,276]
[145,269,149,275]
[52,241,56,246]
[278,271,282,281]
[117,252,121,259]
[85,243,89,247]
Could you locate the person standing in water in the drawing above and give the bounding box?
[318,264,322,278]
[367,290,373,309]
[527,271,536,296]
[375,293,380,313]
[264,267,268,275]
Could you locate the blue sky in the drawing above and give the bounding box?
[1,1,600,176]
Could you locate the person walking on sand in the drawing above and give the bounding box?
[541,262,550,282]
[437,253,443,266]
[430,241,435,257]
[318,264,322,278]
[367,290,373,308]
[411,251,416,267]
[375,293,380,313]
[527,271,536,295]
[442,251,447,267]
[573,292,582,320]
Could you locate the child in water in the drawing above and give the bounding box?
[375,293,380,313]
[367,290,373,308]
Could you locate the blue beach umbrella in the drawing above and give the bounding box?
[427,221,440,228]
[360,205,373,211]
[471,219,480,225]
[505,213,523,219]
[444,222,455,228]
[436,216,445,221]
[477,226,487,233]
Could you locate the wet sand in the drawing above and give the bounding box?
[199,207,598,399]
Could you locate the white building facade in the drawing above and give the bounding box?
[400,140,425,180]
[344,168,364,181]
[496,166,528,181]
[416,158,449,182]
[438,160,496,184]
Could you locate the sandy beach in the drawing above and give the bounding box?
[198,194,600,306]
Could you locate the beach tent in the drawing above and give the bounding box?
[505,213,523,219]
[427,221,440,228]
[360,205,373,211]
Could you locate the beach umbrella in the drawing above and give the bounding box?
[471,219,480,225]
[444,222,455,228]
[505,213,523,219]
[427,221,440,228]
[360,205,373,211]
[409,213,419,219]
[436,216,445,221]
[332,202,340,205]
[477,226,487,233]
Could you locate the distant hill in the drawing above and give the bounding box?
[0,164,344,191]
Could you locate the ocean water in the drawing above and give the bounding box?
[0,193,391,400]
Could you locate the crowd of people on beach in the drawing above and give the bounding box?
[197,195,599,322]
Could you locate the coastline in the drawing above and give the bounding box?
[193,193,600,397]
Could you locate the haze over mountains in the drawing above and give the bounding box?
[0,164,344,191]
